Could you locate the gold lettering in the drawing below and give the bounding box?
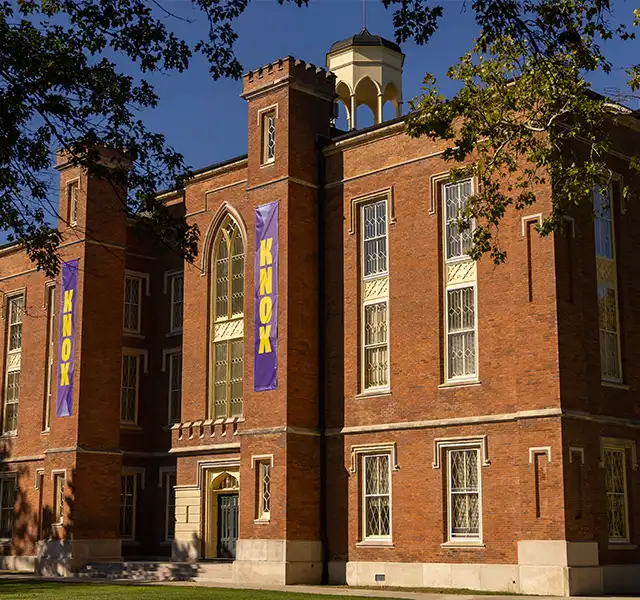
[259,325,272,354]
[259,296,272,324]
[62,313,72,337]
[259,266,272,296]
[63,289,74,314]
[260,238,273,267]
[61,338,71,361]
[60,362,70,386]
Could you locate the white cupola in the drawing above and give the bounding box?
[326,28,405,130]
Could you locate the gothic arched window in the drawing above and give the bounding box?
[210,216,244,418]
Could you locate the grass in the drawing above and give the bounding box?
[0,581,381,600]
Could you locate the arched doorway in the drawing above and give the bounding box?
[205,471,239,559]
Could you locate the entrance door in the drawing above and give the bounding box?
[217,493,239,559]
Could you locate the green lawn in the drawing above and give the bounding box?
[0,581,379,600]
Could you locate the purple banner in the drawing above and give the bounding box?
[56,259,78,417]
[254,201,279,392]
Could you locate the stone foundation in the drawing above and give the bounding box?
[35,539,122,576]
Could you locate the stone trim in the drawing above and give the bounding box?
[347,187,395,235]
[349,442,399,473]
[432,435,490,469]
[168,442,240,456]
[529,446,552,463]
[240,426,320,437]
[600,437,638,470]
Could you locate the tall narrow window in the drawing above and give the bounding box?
[43,285,56,431]
[261,110,276,164]
[446,286,477,379]
[256,461,271,521]
[123,276,142,333]
[170,273,184,333]
[210,216,244,419]
[121,353,139,424]
[53,473,65,525]
[362,454,391,540]
[120,474,136,539]
[361,199,389,392]
[594,185,622,382]
[68,181,79,227]
[165,471,176,541]
[0,475,16,539]
[448,448,481,541]
[605,447,629,542]
[443,179,478,383]
[168,352,182,424]
[3,294,24,434]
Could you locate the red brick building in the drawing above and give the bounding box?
[0,31,639,595]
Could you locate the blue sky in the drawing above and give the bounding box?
[2,0,638,243]
[143,0,639,171]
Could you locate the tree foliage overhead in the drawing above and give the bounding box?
[1,0,638,275]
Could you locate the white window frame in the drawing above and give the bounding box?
[446,446,483,544]
[361,453,393,544]
[67,179,79,227]
[594,184,623,383]
[120,351,140,425]
[259,107,277,165]
[443,178,475,264]
[444,282,478,383]
[604,445,630,544]
[360,198,390,394]
[164,470,177,542]
[361,199,389,281]
[43,284,56,432]
[120,472,138,540]
[169,272,184,333]
[256,461,272,522]
[52,471,66,526]
[167,351,182,425]
[361,298,390,393]
[0,473,17,541]
[123,275,143,334]
[3,293,24,435]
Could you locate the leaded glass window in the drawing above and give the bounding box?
[210,216,244,418]
[170,273,184,332]
[169,352,182,424]
[362,200,388,278]
[4,294,24,434]
[444,180,474,261]
[120,354,139,423]
[258,462,271,521]
[363,301,389,390]
[69,181,79,226]
[448,448,480,540]
[594,186,614,259]
[598,286,620,381]
[120,474,136,539]
[363,454,391,539]
[44,285,56,431]
[123,276,142,332]
[54,473,65,524]
[447,286,476,380]
[605,448,629,542]
[0,476,16,539]
[165,472,176,541]
[262,111,276,163]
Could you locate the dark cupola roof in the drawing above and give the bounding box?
[329,28,402,55]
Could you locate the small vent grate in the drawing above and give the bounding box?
[375,574,385,583]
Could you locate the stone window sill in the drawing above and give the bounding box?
[40,429,50,435]
[254,518,271,525]
[441,541,485,549]
[355,390,392,400]
[601,381,631,390]
[439,380,481,390]
[165,330,182,338]
[123,331,145,339]
[608,542,637,550]
[356,539,394,549]
[120,424,143,432]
